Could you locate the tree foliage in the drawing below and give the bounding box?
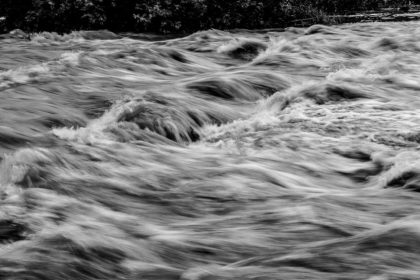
[0,0,414,34]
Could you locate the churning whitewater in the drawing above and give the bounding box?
[1,21,420,279]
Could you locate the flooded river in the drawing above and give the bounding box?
[1,21,420,279]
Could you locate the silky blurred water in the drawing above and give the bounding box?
[1,22,420,279]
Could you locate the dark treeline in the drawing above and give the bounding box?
[0,0,417,34]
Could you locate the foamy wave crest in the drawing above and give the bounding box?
[30,30,120,44]
[0,64,50,88]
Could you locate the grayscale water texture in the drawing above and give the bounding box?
[1,22,420,279]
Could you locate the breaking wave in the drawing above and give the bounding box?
[1,21,420,279]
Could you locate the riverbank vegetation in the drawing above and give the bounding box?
[0,0,418,34]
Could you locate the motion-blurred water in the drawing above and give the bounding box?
[1,22,420,279]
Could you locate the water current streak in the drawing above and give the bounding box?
[1,23,420,279]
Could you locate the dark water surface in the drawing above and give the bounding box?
[1,22,420,279]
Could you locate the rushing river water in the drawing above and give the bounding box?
[1,21,420,279]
